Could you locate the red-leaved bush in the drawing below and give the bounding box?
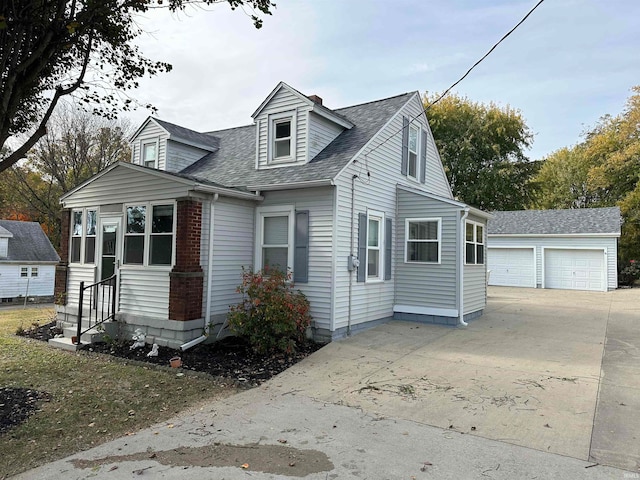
[227,267,312,354]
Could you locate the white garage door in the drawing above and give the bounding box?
[488,248,535,287]
[544,249,605,291]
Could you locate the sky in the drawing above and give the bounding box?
[126,0,640,161]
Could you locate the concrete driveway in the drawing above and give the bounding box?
[16,287,640,478]
[273,286,640,470]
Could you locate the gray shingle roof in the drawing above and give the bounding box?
[181,92,414,188]
[0,220,60,262]
[488,208,621,235]
[153,118,219,150]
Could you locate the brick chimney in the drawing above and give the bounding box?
[308,95,323,106]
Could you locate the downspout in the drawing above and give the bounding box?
[458,208,470,326]
[181,193,219,351]
[347,174,357,336]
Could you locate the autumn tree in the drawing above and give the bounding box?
[424,93,538,211]
[0,105,131,249]
[0,0,275,173]
[532,86,640,263]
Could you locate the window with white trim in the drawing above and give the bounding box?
[268,111,296,164]
[142,142,157,168]
[408,124,419,180]
[31,267,38,277]
[465,221,485,265]
[124,203,175,266]
[366,210,384,281]
[405,218,440,263]
[70,208,98,265]
[256,206,294,273]
[20,267,28,277]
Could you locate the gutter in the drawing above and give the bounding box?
[193,184,262,200]
[458,208,470,327]
[181,192,219,351]
[246,179,334,191]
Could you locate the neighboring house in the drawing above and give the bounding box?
[0,220,60,302]
[487,207,621,292]
[53,82,491,350]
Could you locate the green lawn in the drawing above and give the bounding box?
[0,306,234,478]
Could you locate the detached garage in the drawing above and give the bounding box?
[487,208,621,292]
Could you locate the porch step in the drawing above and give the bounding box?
[48,337,89,352]
[62,326,109,344]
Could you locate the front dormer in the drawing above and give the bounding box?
[0,226,12,258]
[252,82,353,170]
[129,118,218,173]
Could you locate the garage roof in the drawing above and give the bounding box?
[488,207,621,235]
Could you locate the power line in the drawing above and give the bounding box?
[363,0,545,160]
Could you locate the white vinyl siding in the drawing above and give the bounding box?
[66,264,96,307]
[0,264,56,297]
[488,235,618,291]
[119,268,170,318]
[255,87,310,168]
[260,187,334,331]
[132,120,168,170]
[308,112,343,160]
[165,141,209,172]
[208,199,255,317]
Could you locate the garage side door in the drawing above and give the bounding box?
[488,247,535,287]
[544,249,605,291]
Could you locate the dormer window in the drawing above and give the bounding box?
[142,142,157,168]
[269,111,296,163]
[408,125,419,180]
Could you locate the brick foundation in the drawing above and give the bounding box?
[168,199,204,321]
[54,210,71,305]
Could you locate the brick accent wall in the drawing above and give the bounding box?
[54,209,71,305]
[169,199,204,321]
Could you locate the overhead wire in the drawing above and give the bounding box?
[360,0,546,162]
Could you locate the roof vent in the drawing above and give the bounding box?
[308,95,323,106]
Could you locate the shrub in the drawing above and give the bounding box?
[227,267,312,354]
[619,259,640,286]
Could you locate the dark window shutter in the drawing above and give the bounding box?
[357,213,367,282]
[294,210,309,283]
[420,128,427,183]
[385,218,392,280]
[401,116,409,175]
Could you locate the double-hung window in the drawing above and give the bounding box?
[124,204,175,266]
[269,111,296,163]
[70,208,97,264]
[20,267,28,277]
[366,210,384,281]
[408,124,419,180]
[71,210,83,263]
[31,267,38,277]
[405,218,440,263]
[142,142,157,168]
[256,206,294,274]
[465,221,485,265]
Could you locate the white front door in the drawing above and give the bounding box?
[97,216,122,312]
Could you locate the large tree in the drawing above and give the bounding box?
[0,0,275,173]
[532,86,640,263]
[0,104,131,249]
[424,93,537,211]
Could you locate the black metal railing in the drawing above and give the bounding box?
[76,274,117,344]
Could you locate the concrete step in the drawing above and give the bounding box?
[48,336,89,352]
[62,326,108,344]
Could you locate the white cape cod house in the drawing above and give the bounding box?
[53,82,491,350]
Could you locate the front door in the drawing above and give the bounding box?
[99,218,121,281]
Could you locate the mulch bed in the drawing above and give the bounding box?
[0,387,51,436]
[17,321,323,388]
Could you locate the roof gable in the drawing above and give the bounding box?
[251,81,353,129]
[0,220,60,263]
[488,207,622,235]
